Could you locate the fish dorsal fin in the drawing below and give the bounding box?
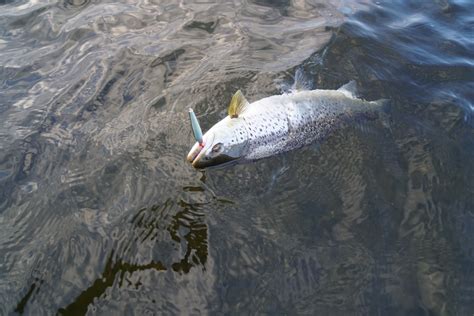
[228,90,249,118]
[292,68,313,92]
[338,80,358,98]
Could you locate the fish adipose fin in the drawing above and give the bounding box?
[338,80,358,98]
[228,90,249,118]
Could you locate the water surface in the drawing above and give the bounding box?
[0,0,473,315]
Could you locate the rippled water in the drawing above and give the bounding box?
[1,0,473,314]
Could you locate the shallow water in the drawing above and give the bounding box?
[1,0,473,314]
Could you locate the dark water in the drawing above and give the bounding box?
[1,0,474,314]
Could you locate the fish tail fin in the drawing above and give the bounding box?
[375,98,390,112]
[374,98,392,130]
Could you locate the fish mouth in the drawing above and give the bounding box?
[192,154,238,169]
[187,133,214,166]
[186,135,238,169]
[186,142,204,164]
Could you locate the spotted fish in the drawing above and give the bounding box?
[187,80,389,169]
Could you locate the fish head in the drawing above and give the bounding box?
[187,116,248,169]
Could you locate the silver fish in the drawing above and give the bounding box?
[187,81,389,169]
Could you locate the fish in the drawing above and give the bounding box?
[187,79,389,169]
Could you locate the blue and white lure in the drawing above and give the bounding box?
[188,108,203,145]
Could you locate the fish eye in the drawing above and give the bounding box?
[211,143,223,153]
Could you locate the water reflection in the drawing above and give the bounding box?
[13,198,211,314]
[57,252,166,315]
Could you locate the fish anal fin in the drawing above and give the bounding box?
[228,90,249,118]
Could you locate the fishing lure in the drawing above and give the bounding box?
[188,108,203,145]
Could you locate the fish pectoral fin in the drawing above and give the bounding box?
[338,80,358,98]
[228,90,249,118]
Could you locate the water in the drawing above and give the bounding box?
[1,0,473,314]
